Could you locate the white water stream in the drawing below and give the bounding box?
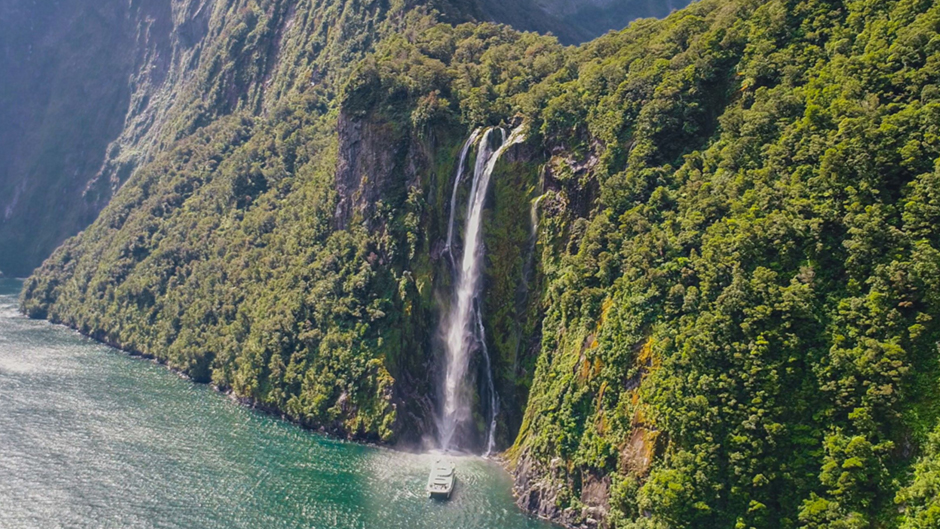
[439,125,525,453]
[445,128,482,268]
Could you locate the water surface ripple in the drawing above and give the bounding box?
[0,279,551,529]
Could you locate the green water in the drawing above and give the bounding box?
[0,279,551,529]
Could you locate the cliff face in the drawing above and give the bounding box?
[0,0,175,277]
[17,0,940,528]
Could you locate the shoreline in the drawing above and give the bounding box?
[12,297,563,527]
[36,312,399,449]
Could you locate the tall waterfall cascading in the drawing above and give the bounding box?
[444,128,482,269]
[439,125,526,453]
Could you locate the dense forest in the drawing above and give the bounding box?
[16,0,940,527]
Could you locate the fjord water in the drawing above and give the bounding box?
[0,279,550,529]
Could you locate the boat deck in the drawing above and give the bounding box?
[426,460,456,499]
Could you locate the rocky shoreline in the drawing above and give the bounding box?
[509,451,610,529]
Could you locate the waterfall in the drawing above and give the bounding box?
[475,303,499,456]
[521,193,549,289]
[444,128,482,269]
[439,124,526,452]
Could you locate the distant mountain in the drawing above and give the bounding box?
[0,0,173,277]
[480,0,686,43]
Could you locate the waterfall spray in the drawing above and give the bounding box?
[438,124,526,453]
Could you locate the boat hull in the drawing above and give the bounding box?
[428,487,454,500]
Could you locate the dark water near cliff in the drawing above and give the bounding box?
[0,279,550,529]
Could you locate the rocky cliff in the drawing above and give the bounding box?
[0,0,174,276]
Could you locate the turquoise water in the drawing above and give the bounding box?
[0,279,551,529]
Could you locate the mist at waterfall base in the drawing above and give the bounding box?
[436,125,526,455]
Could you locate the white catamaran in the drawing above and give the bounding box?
[426,460,456,499]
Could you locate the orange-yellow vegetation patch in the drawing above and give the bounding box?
[620,427,660,476]
[580,355,592,381]
[632,404,648,426]
[596,411,608,435]
[629,337,660,428]
[577,333,600,382]
[599,297,614,327]
[636,337,656,368]
[617,336,664,476]
[595,381,610,433]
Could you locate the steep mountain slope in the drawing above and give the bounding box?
[504,1,940,526]
[19,0,940,528]
[0,0,405,277]
[0,0,174,277]
[0,0,684,278]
